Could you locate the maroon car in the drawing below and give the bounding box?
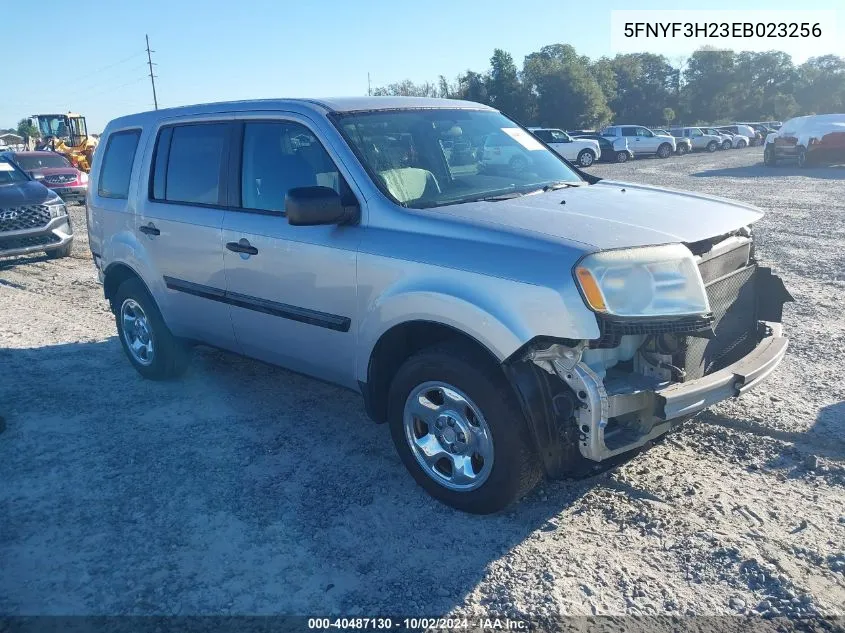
[0,151,88,204]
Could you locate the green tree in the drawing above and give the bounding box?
[605,53,678,124]
[796,55,845,114]
[484,49,534,122]
[372,80,440,97]
[522,44,611,129]
[732,51,796,119]
[681,49,737,123]
[16,119,40,147]
[456,70,491,105]
[663,107,676,126]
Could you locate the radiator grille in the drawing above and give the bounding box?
[684,264,758,380]
[0,205,51,232]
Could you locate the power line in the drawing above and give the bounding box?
[146,34,158,110]
[71,51,146,87]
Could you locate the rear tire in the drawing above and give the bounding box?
[797,146,808,168]
[46,241,73,259]
[509,155,528,174]
[387,340,541,514]
[113,277,190,380]
[577,149,595,167]
[737,140,747,149]
[615,151,630,163]
[721,140,732,150]
[676,144,689,156]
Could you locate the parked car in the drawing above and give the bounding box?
[0,150,88,204]
[725,124,761,146]
[763,113,845,168]
[601,125,676,158]
[528,128,600,167]
[653,129,691,155]
[88,97,793,514]
[478,131,536,173]
[0,156,73,259]
[566,129,596,136]
[669,127,721,153]
[699,128,734,150]
[715,128,750,149]
[570,133,634,163]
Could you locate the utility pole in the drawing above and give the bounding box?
[146,34,158,110]
[368,72,372,96]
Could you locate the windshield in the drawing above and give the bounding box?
[34,115,71,139]
[0,159,29,185]
[334,109,583,209]
[14,153,71,170]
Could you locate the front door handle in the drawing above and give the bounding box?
[138,223,160,236]
[226,239,259,256]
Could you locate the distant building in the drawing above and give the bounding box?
[0,132,24,151]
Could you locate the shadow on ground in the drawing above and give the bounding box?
[691,164,845,180]
[0,338,646,616]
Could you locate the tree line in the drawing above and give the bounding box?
[373,45,845,130]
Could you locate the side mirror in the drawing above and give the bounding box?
[286,186,357,226]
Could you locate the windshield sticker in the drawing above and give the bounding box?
[501,128,545,151]
[0,162,14,172]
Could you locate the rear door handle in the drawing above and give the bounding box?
[226,239,258,256]
[138,223,160,236]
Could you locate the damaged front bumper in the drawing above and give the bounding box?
[525,323,787,465]
[503,262,792,477]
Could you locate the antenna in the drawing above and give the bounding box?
[146,34,159,110]
[368,72,372,96]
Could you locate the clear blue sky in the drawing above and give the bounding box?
[3,0,843,132]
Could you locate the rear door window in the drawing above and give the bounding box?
[621,127,636,137]
[98,129,141,199]
[151,123,228,206]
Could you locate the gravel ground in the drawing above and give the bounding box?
[1,148,843,624]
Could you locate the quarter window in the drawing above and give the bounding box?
[240,121,341,213]
[151,123,228,205]
[98,129,141,199]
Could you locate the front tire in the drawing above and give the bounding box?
[707,141,718,153]
[387,341,541,514]
[763,144,777,167]
[657,143,672,159]
[797,146,808,168]
[509,155,528,174]
[114,277,190,380]
[577,149,595,167]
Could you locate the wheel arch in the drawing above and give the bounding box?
[360,319,513,425]
[103,261,155,312]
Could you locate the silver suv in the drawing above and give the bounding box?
[87,98,793,514]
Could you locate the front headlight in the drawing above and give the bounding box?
[47,202,68,218]
[575,244,710,317]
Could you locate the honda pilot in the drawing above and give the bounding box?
[87,98,792,514]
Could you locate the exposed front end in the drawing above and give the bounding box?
[506,231,792,473]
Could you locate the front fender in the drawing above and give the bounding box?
[356,291,528,384]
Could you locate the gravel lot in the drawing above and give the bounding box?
[1,148,843,622]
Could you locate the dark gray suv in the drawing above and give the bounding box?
[0,157,73,259]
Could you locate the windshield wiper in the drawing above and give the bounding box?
[542,181,578,192]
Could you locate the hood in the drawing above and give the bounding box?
[430,180,764,251]
[0,180,62,208]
